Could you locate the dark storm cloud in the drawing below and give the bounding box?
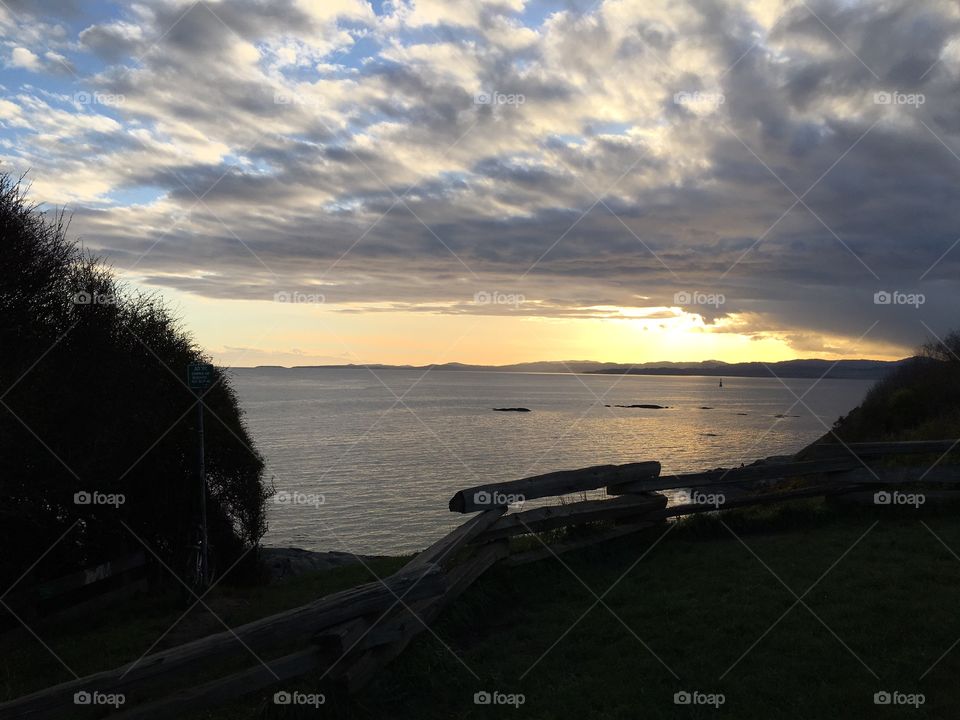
[78,23,143,63]
[4,0,960,355]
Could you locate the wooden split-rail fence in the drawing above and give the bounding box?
[2,439,958,719]
[1,552,149,634]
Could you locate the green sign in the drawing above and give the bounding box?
[188,363,214,390]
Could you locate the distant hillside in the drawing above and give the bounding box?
[245,358,907,379]
[588,359,907,380]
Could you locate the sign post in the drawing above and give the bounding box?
[187,362,214,588]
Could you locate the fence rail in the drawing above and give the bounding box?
[2,552,148,633]
[448,461,661,512]
[2,439,958,719]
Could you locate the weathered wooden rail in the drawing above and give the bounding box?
[448,461,661,512]
[0,564,445,720]
[2,439,957,719]
[2,552,148,633]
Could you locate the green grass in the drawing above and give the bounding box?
[7,502,960,719]
[337,501,960,720]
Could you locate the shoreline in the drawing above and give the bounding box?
[260,546,384,581]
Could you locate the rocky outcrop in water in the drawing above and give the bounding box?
[604,403,669,409]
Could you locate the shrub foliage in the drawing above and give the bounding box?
[0,174,269,586]
[830,332,960,442]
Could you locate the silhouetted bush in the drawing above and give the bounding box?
[830,333,960,442]
[0,174,270,588]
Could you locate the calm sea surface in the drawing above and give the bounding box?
[230,368,873,555]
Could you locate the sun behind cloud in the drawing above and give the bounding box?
[2,0,957,364]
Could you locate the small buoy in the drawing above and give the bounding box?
[719,378,723,388]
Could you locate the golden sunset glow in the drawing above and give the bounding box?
[157,287,909,367]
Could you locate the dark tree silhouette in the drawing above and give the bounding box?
[0,174,270,587]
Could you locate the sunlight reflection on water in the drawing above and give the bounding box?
[231,369,873,555]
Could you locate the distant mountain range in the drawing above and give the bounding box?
[246,358,908,380]
[587,359,909,380]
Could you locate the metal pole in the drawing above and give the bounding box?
[196,393,208,588]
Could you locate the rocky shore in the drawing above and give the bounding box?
[260,547,381,581]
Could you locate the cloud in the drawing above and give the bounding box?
[1,0,959,357]
[9,47,40,70]
[78,21,144,62]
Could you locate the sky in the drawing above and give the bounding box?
[2,0,959,367]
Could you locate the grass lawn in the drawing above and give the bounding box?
[6,500,960,718]
[253,500,960,719]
